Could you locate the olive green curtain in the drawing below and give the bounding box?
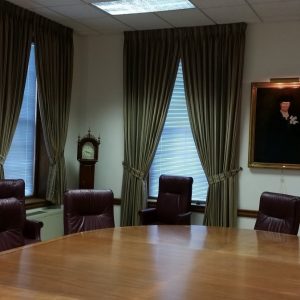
[180,23,246,227]
[0,1,32,178]
[34,18,73,205]
[121,30,180,226]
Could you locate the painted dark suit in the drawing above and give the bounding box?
[268,110,300,164]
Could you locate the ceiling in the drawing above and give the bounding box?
[6,0,300,35]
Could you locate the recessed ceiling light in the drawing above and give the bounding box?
[92,0,195,15]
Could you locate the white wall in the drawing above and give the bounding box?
[67,22,300,229]
[27,207,64,241]
[65,34,124,197]
[238,21,300,228]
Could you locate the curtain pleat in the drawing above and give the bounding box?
[0,1,32,178]
[34,17,73,205]
[121,29,180,226]
[180,23,247,226]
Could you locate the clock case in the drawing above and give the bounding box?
[77,131,100,189]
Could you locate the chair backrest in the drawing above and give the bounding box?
[0,179,25,202]
[64,189,115,235]
[254,191,300,235]
[0,179,26,219]
[0,198,25,251]
[0,179,43,245]
[157,175,193,224]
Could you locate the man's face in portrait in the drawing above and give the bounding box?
[280,101,291,112]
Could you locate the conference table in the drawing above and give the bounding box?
[0,225,300,299]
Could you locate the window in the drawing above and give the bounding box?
[149,62,208,202]
[4,45,37,196]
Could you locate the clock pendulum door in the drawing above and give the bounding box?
[79,163,95,189]
[77,130,100,189]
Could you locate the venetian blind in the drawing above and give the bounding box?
[4,45,37,196]
[149,62,208,201]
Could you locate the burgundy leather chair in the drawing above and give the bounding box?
[0,197,25,252]
[254,191,300,235]
[0,179,43,244]
[64,189,115,235]
[139,175,193,225]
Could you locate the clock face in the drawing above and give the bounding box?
[82,142,95,160]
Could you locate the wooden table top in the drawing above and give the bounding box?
[0,225,300,299]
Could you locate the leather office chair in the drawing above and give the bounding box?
[0,179,43,244]
[139,175,193,225]
[0,197,25,251]
[64,189,115,235]
[254,191,300,235]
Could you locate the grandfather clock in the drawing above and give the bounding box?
[77,130,100,189]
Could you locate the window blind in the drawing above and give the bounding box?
[149,63,208,201]
[4,45,37,196]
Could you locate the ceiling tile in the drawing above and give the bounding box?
[251,1,300,19]
[31,7,68,20]
[32,0,83,6]
[247,0,286,4]
[49,3,106,19]
[192,0,246,8]
[6,0,300,35]
[55,18,94,31]
[7,0,43,9]
[157,9,214,27]
[81,0,100,2]
[115,13,173,30]
[203,5,261,24]
[79,17,132,33]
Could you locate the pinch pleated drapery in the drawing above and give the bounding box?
[180,23,246,226]
[0,1,32,178]
[34,17,73,205]
[121,29,180,226]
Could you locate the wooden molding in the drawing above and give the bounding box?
[147,199,257,218]
[26,197,258,219]
[25,198,51,210]
[114,198,121,205]
[237,209,258,218]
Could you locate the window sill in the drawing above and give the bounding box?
[25,198,52,210]
[147,199,257,218]
[25,197,123,210]
[147,199,206,213]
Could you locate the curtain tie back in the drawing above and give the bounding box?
[122,162,145,180]
[207,167,242,185]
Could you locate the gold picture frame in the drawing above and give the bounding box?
[249,81,300,169]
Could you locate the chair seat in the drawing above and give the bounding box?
[0,230,25,252]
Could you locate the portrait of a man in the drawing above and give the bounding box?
[249,82,300,168]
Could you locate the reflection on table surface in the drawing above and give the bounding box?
[0,225,300,299]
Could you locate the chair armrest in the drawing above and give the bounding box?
[138,208,158,225]
[176,212,192,225]
[23,219,44,242]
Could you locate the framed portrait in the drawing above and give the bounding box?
[249,81,300,169]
